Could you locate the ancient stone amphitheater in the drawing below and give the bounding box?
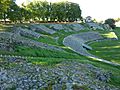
[0,23,120,90]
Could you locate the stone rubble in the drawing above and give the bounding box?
[0,43,13,51]
[67,23,85,31]
[0,32,63,51]
[103,24,113,30]
[30,24,56,34]
[49,24,65,31]
[14,27,42,38]
[86,22,104,30]
[0,58,119,90]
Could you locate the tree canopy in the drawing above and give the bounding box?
[105,18,116,29]
[0,0,82,23]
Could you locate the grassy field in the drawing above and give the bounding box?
[89,28,120,64]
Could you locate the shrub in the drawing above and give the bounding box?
[105,18,116,29]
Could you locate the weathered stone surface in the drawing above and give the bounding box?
[87,22,104,30]
[0,43,13,51]
[68,23,85,31]
[63,25,73,32]
[63,31,103,56]
[0,59,118,90]
[103,24,113,30]
[13,35,63,51]
[73,31,103,42]
[30,24,56,34]
[63,35,90,56]
[49,24,64,31]
[82,43,92,50]
[32,23,85,32]
[0,32,63,51]
[0,32,13,43]
[14,27,42,38]
[85,16,92,23]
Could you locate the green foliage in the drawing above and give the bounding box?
[49,1,82,22]
[37,36,58,45]
[72,84,90,90]
[0,0,14,22]
[0,0,82,23]
[7,2,22,23]
[105,18,116,29]
[27,58,66,66]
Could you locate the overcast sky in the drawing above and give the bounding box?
[16,0,120,21]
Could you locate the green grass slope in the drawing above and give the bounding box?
[89,28,120,64]
[0,24,120,87]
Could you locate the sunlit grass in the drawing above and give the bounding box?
[37,36,58,45]
[0,24,13,32]
[101,45,120,49]
[102,32,118,39]
[89,28,120,64]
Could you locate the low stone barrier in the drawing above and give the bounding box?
[0,32,63,51]
[15,27,42,38]
[30,24,56,34]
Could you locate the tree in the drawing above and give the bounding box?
[0,0,14,23]
[0,0,82,23]
[49,1,82,22]
[65,2,82,22]
[49,2,58,21]
[21,4,32,22]
[26,2,36,21]
[40,1,50,21]
[7,1,29,23]
[51,2,66,22]
[7,1,20,23]
[105,18,116,29]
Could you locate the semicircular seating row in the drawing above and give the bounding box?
[63,31,103,56]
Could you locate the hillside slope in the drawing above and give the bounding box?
[0,23,120,90]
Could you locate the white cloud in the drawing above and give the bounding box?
[16,0,24,5]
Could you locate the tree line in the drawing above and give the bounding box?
[0,0,82,23]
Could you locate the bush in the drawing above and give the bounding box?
[105,18,116,29]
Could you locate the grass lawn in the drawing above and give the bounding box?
[89,27,120,64]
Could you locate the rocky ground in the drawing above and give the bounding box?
[0,58,119,90]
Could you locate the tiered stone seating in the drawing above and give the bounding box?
[63,31,103,56]
[15,27,42,38]
[49,24,64,31]
[0,32,63,51]
[87,22,104,30]
[30,24,56,34]
[67,23,85,31]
